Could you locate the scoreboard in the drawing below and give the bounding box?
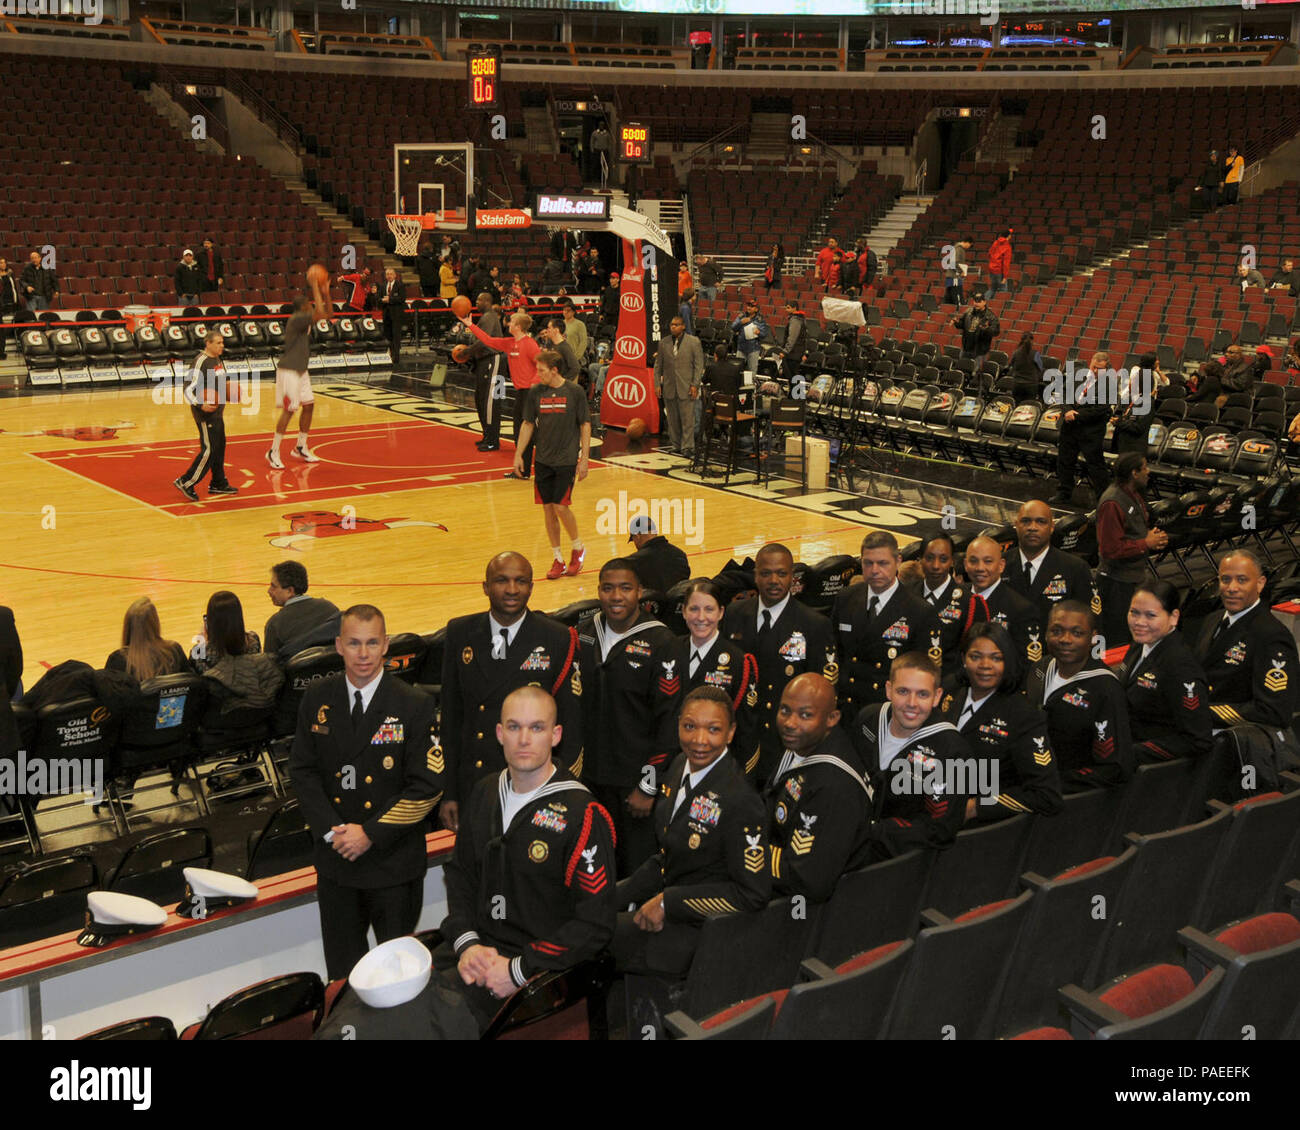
[467,45,500,110]
[618,121,653,165]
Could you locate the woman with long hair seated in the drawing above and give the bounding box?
[106,597,193,682]
[193,591,284,714]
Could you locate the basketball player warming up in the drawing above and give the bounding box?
[267,268,330,468]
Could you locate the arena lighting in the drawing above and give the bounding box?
[959,107,972,118]
[184,85,196,95]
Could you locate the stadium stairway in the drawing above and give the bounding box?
[271,172,400,277]
[865,195,935,261]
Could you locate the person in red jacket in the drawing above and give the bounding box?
[986,229,1013,299]
[462,311,542,480]
[816,238,841,290]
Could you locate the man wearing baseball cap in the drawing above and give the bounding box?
[627,516,690,595]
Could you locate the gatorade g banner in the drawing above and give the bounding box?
[600,236,660,434]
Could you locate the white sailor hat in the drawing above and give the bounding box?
[76,891,168,948]
[349,936,432,1009]
[173,867,258,919]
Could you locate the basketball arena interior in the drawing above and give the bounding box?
[0,0,1299,1068]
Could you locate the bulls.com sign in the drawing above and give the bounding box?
[534,193,612,221]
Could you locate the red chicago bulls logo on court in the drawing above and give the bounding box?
[266,510,448,551]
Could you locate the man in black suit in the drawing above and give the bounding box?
[1051,352,1112,507]
[834,530,940,722]
[1003,499,1099,626]
[722,543,838,782]
[440,552,582,832]
[264,560,341,661]
[289,604,444,979]
[964,535,1041,677]
[627,516,690,595]
[906,533,988,679]
[379,268,407,364]
[1192,550,1300,794]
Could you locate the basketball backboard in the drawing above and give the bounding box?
[393,142,473,232]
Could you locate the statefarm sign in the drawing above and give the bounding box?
[475,209,532,229]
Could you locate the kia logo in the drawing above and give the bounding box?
[620,292,644,313]
[615,335,644,361]
[606,376,646,409]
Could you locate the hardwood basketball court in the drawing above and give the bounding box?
[0,380,945,687]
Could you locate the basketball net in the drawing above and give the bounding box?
[386,214,431,256]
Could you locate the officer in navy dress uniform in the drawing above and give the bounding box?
[937,623,1062,820]
[767,674,873,903]
[440,552,581,831]
[722,543,838,783]
[290,605,444,980]
[1003,500,1100,626]
[1026,600,1133,790]
[963,535,1042,681]
[435,686,617,1034]
[662,579,760,775]
[1115,581,1214,763]
[833,531,940,722]
[908,533,989,679]
[852,651,974,860]
[577,559,679,876]
[1191,550,1300,794]
[612,687,770,979]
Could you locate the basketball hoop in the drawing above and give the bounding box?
[386,214,436,256]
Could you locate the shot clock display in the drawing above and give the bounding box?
[618,121,653,165]
[467,46,501,110]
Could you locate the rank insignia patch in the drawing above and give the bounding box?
[426,745,445,774]
[1026,632,1043,663]
[576,845,607,893]
[1182,681,1201,710]
[1265,660,1289,692]
[529,839,549,863]
[1090,591,1102,615]
[743,831,764,873]
[1031,736,1052,766]
[790,829,815,855]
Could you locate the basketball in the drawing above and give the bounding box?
[451,344,470,364]
[626,418,647,440]
[451,294,472,319]
[307,262,329,287]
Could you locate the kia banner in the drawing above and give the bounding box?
[600,236,660,434]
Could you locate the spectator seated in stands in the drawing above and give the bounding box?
[1221,344,1256,395]
[191,591,282,709]
[1186,360,1223,404]
[264,561,342,662]
[105,597,193,683]
[1236,263,1265,291]
[1267,257,1299,296]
